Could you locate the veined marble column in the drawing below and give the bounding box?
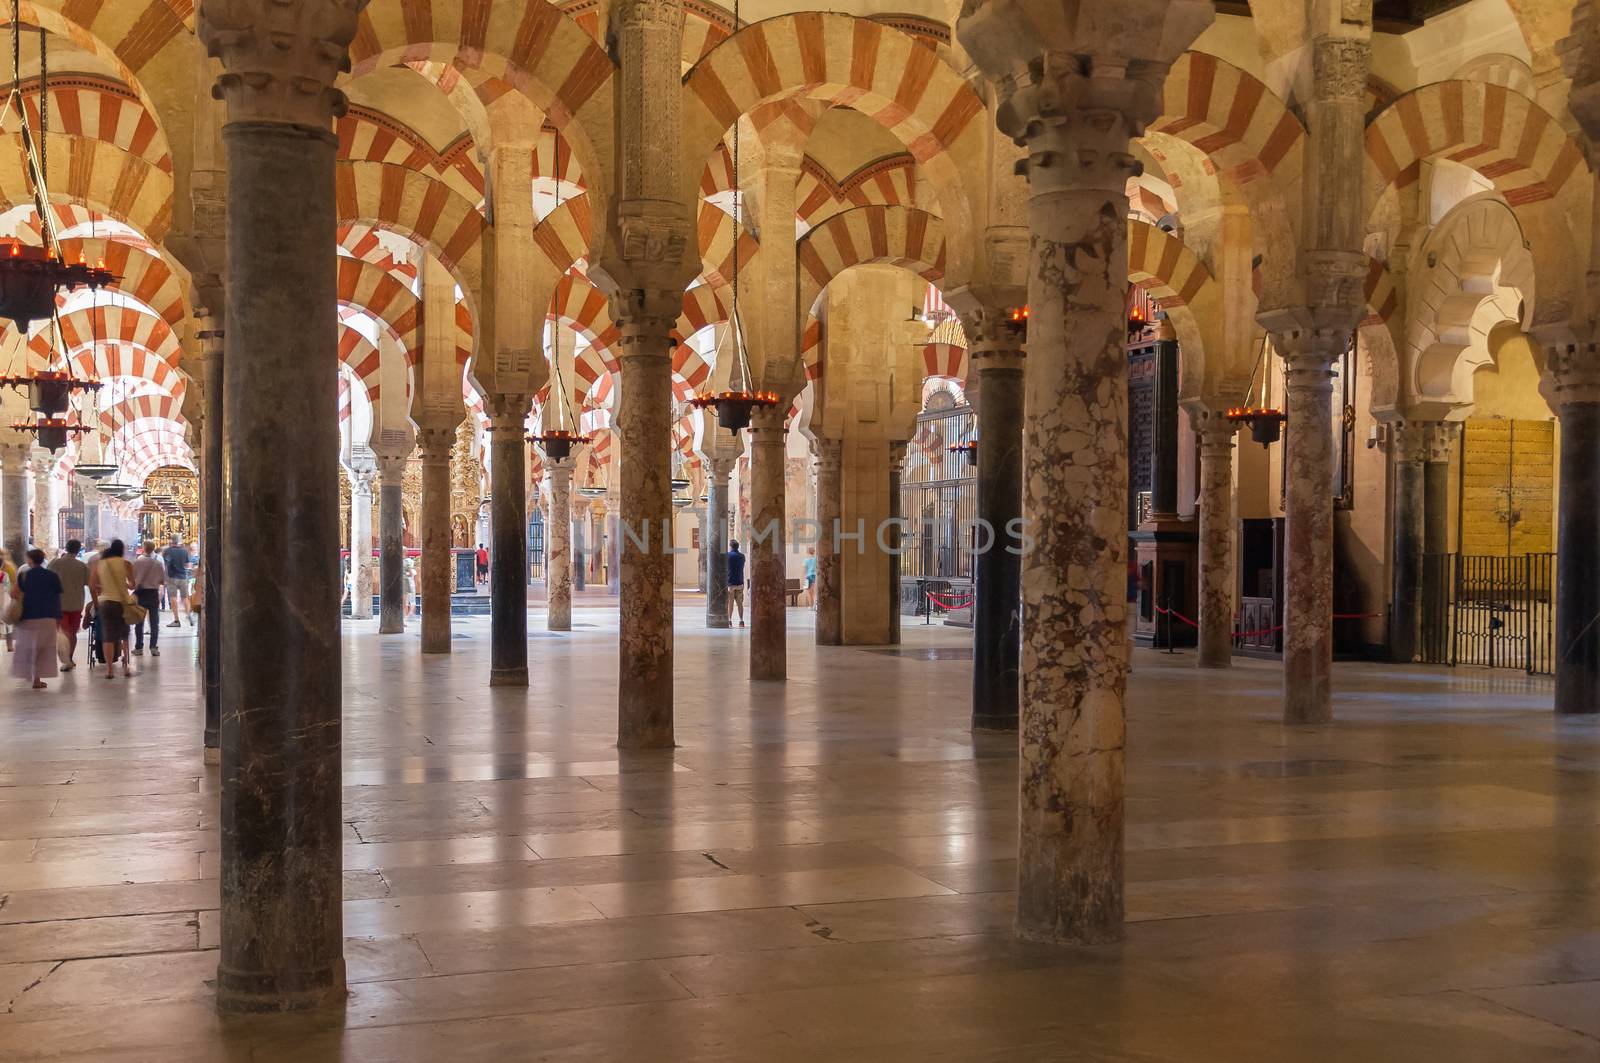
[349,469,375,619]
[417,426,454,654]
[200,0,357,1011]
[1273,327,1346,724]
[30,453,55,552]
[969,313,1025,729]
[200,323,224,756]
[705,456,733,629]
[887,442,905,646]
[958,0,1212,946]
[748,405,787,680]
[1545,339,1600,713]
[377,456,405,633]
[1389,424,1426,664]
[1195,418,1238,668]
[614,291,676,748]
[485,396,531,686]
[0,442,29,562]
[82,484,100,546]
[813,438,843,646]
[605,496,621,597]
[547,458,574,632]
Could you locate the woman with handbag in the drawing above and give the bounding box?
[9,549,63,689]
[88,539,137,679]
[0,547,14,652]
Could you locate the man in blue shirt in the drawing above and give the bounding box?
[162,535,193,627]
[726,539,746,627]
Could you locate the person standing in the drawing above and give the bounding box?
[48,539,89,671]
[162,534,194,627]
[0,548,14,652]
[89,539,135,679]
[131,541,166,657]
[727,539,746,628]
[803,546,818,609]
[475,542,489,585]
[10,549,62,689]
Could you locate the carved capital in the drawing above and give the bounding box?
[611,287,682,361]
[483,392,533,438]
[810,436,843,471]
[0,441,31,474]
[416,424,457,463]
[198,0,361,128]
[1561,2,1600,142]
[1390,423,1427,464]
[1543,341,1600,406]
[1421,422,1457,465]
[1311,36,1372,104]
[961,305,1027,371]
[612,0,685,31]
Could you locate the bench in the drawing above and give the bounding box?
[785,578,803,606]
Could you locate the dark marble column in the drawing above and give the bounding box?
[485,396,530,686]
[748,405,787,680]
[613,291,676,748]
[200,324,225,756]
[1150,333,1180,516]
[1548,346,1600,714]
[417,425,455,654]
[377,456,405,633]
[705,456,733,629]
[0,441,28,564]
[1389,424,1426,664]
[216,122,345,1011]
[813,438,843,646]
[1423,423,1454,556]
[969,318,1025,731]
[888,442,905,645]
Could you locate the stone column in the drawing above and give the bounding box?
[705,456,733,628]
[199,0,358,1011]
[572,498,587,592]
[968,311,1025,729]
[613,291,677,748]
[0,441,29,562]
[200,323,224,756]
[376,455,405,633]
[348,468,375,619]
[1195,418,1238,668]
[30,453,55,552]
[1389,424,1426,663]
[82,483,100,546]
[1149,332,1181,516]
[958,0,1212,946]
[1422,422,1455,555]
[417,425,454,654]
[546,458,574,632]
[605,495,621,596]
[485,395,531,685]
[813,438,843,646]
[748,405,787,679]
[887,442,906,645]
[1545,339,1600,713]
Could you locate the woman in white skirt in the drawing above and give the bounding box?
[10,549,63,689]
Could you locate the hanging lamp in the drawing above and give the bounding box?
[688,0,779,435]
[0,4,114,328]
[1226,333,1287,446]
[526,322,591,461]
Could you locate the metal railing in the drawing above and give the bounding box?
[1419,552,1555,675]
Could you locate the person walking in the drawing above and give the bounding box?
[0,548,14,652]
[10,549,63,689]
[727,539,746,627]
[162,534,193,627]
[48,539,89,671]
[88,539,135,679]
[803,546,818,609]
[84,540,108,666]
[131,540,166,657]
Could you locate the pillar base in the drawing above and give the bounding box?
[489,666,528,687]
[379,622,402,635]
[216,965,347,1015]
[707,618,730,630]
[971,713,1018,734]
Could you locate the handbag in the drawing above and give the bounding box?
[125,600,148,626]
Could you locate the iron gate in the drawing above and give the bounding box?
[1419,552,1555,674]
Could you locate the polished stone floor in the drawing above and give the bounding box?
[1,606,1598,1062]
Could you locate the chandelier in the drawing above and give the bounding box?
[526,330,591,461]
[0,4,115,327]
[688,0,780,436]
[1227,334,1286,447]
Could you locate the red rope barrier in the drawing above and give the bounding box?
[1152,606,1382,640]
[926,590,974,608]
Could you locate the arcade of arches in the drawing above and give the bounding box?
[2,0,1600,1058]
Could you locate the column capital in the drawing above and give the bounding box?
[1390,423,1428,464]
[1422,422,1458,464]
[1539,335,1600,405]
[416,424,456,463]
[961,305,1027,372]
[611,287,684,357]
[1311,36,1374,104]
[348,465,377,495]
[198,0,360,129]
[1260,308,1354,384]
[0,440,31,473]
[483,392,532,436]
[810,436,843,469]
[748,405,786,437]
[375,453,407,487]
[1195,415,1238,454]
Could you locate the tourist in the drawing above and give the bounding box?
[9,549,62,690]
[131,540,166,657]
[0,548,14,652]
[475,542,489,584]
[727,539,746,627]
[803,546,817,608]
[48,539,89,671]
[163,534,194,627]
[84,540,108,666]
[88,539,135,679]
[403,554,418,617]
